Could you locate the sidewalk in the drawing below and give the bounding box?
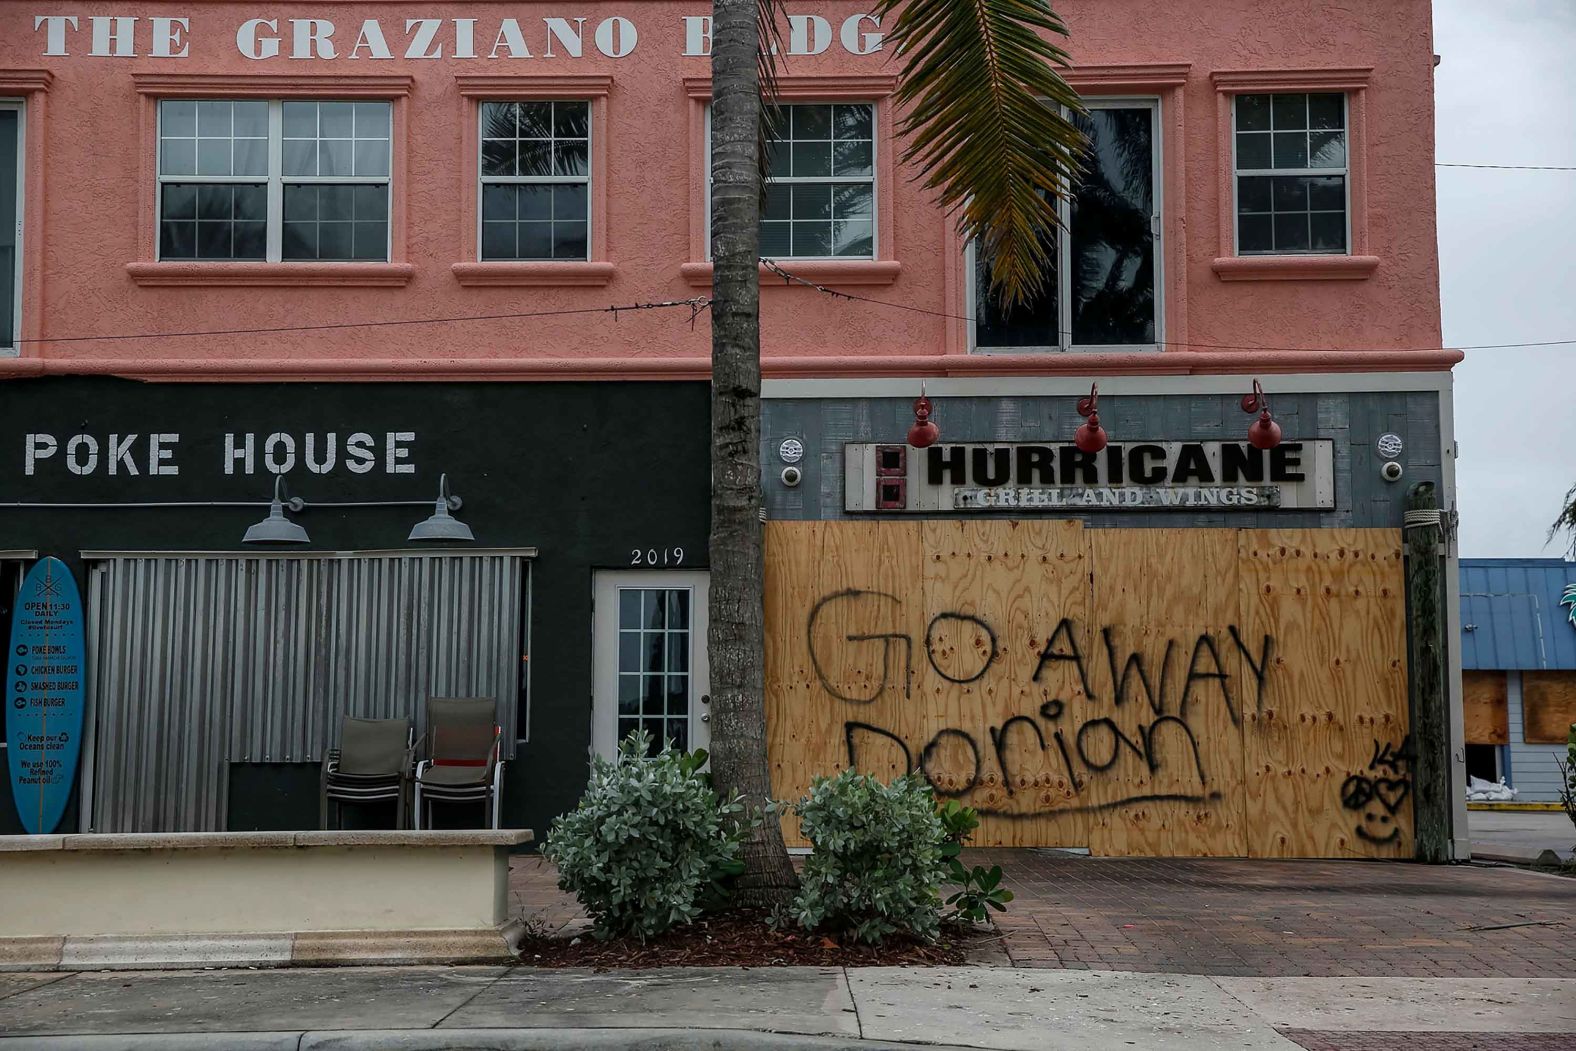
[1469,809,1576,865]
[2,965,1574,1050]
[512,849,1576,977]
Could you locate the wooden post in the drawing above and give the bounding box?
[1406,481,1450,862]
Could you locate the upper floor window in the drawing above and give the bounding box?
[157,99,391,262]
[1233,92,1347,255]
[479,100,590,261]
[1,103,20,354]
[760,103,875,259]
[973,100,1158,351]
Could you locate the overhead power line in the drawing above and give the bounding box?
[11,297,713,345]
[758,260,1576,354]
[1437,162,1576,171]
[5,266,1571,356]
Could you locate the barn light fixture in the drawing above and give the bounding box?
[242,476,310,545]
[1241,379,1283,450]
[408,474,474,543]
[907,386,940,449]
[1074,383,1108,454]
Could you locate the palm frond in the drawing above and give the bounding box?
[757,0,787,195]
[1549,480,1576,557]
[874,0,1087,307]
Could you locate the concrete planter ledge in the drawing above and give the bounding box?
[0,828,533,971]
[0,829,534,851]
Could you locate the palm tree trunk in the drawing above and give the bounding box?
[708,0,797,904]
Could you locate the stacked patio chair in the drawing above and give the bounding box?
[412,697,506,830]
[319,716,416,830]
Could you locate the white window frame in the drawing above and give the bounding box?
[475,99,593,263]
[1,99,23,357]
[1230,92,1351,257]
[967,96,1163,355]
[155,99,392,264]
[704,101,881,261]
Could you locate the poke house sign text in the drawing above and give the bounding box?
[846,440,1337,512]
[22,431,419,477]
[30,12,885,60]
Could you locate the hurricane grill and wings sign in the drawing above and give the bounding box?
[845,440,1336,513]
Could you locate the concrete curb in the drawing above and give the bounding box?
[1471,846,1570,866]
[0,1029,983,1051]
[0,921,525,972]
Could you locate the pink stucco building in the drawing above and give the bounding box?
[0,1,1466,855]
[0,0,1452,376]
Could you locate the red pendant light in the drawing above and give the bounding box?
[907,387,939,449]
[1241,379,1282,450]
[1074,383,1107,453]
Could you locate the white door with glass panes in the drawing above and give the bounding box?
[592,571,710,760]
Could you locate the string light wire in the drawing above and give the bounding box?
[6,262,1572,356]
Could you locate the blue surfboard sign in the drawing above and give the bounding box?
[6,557,86,835]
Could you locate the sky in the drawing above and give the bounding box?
[1434,1,1576,558]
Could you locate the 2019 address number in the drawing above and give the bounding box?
[630,547,685,566]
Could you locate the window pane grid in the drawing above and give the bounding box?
[159,182,266,261]
[282,101,390,180]
[759,103,875,259]
[614,587,691,754]
[156,98,392,263]
[158,100,268,179]
[282,183,388,261]
[1234,92,1348,256]
[479,101,590,261]
[974,102,1157,352]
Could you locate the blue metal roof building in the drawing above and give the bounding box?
[1460,559,1576,671]
[1459,558,1576,803]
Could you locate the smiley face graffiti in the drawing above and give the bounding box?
[1340,737,1414,845]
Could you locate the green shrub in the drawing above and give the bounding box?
[926,800,1014,926]
[936,800,1014,925]
[1558,726,1576,851]
[543,730,750,941]
[788,770,949,944]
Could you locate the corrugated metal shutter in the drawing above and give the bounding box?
[86,553,526,833]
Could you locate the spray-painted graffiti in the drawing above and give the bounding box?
[805,588,1275,816]
[1339,736,1414,844]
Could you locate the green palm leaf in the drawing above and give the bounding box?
[874,0,1087,307]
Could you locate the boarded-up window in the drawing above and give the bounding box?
[1462,671,1509,745]
[1522,671,1576,745]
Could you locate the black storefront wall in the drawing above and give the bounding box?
[0,376,712,838]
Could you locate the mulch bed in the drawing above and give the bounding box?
[515,909,982,968]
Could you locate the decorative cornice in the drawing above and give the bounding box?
[454,75,613,99]
[680,259,902,288]
[1065,63,1191,91]
[126,262,415,287]
[0,349,1463,383]
[1211,68,1374,93]
[451,261,615,287]
[683,74,899,100]
[1212,255,1381,282]
[131,73,415,97]
[0,69,54,95]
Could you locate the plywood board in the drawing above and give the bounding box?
[763,521,1410,859]
[912,519,1092,847]
[1462,671,1509,745]
[1086,530,1248,858]
[1522,672,1576,745]
[765,520,925,845]
[1238,530,1411,859]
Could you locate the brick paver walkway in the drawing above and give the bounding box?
[511,849,1576,978]
[1283,1034,1576,1051]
